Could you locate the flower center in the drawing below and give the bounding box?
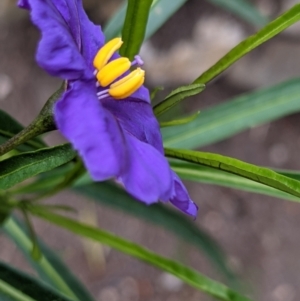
[93,38,145,100]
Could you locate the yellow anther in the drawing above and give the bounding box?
[109,68,145,99]
[96,57,131,87]
[93,37,123,71]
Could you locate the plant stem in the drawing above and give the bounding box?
[0,85,64,157]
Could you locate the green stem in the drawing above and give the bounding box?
[0,85,64,157]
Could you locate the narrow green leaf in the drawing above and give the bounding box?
[150,86,164,100]
[160,111,200,127]
[29,208,252,301]
[194,4,300,84]
[145,0,187,39]
[276,169,300,181]
[0,144,76,190]
[0,261,73,301]
[11,164,74,195]
[74,181,236,283]
[171,161,300,202]
[165,148,300,199]
[207,0,267,27]
[0,202,12,225]
[147,0,265,38]
[0,211,10,225]
[104,0,187,41]
[0,109,45,152]
[154,84,205,117]
[119,0,153,60]
[0,280,36,301]
[4,217,94,301]
[104,0,264,41]
[162,79,300,149]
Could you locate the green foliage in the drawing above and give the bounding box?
[4,217,95,301]
[153,84,205,117]
[10,164,74,195]
[119,0,153,59]
[171,161,300,202]
[0,144,76,190]
[0,261,73,301]
[104,0,188,41]
[75,181,236,282]
[163,79,300,149]
[28,207,252,301]
[165,148,300,199]
[104,0,265,41]
[0,195,12,225]
[194,4,300,84]
[0,110,45,152]
[145,0,187,39]
[207,0,267,27]
[160,111,200,127]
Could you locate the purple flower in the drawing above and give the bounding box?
[18,0,198,217]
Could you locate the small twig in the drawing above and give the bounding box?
[0,85,64,157]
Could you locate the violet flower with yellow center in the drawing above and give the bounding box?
[18,0,198,217]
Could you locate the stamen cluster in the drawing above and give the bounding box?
[93,38,145,100]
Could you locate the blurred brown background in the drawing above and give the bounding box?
[1,0,300,300]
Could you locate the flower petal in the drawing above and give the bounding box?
[18,0,104,79]
[119,134,173,204]
[20,0,86,79]
[18,0,30,9]
[130,86,151,104]
[102,98,164,153]
[55,80,126,180]
[76,0,105,70]
[170,172,198,217]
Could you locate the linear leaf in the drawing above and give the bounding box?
[4,217,94,301]
[104,0,265,41]
[0,144,76,190]
[74,181,236,282]
[277,169,300,181]
[11,164,74,194]
[194,4,300,84]
[162,79,300,149]
[0,261,73,301]
[207,0,267,27]
[145,0,187,39]
[29,208,252,301]
[160,111,200,127]
[0,110,45,152]
[154,84,205,117]
[0,201,12,225]
[165,148,300,199]
[104,0,186,41]
[171,161,300,202]
[119,0,153,60]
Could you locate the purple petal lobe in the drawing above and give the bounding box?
[120,134,173,204]
[55,80,126,180]
[24,0,87,79]
[170,172,198,217]
[20,0,104,80]
[76,0,105,70]
[130,86,151,104]
[18,0,30,9]
[102,98,164,153]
